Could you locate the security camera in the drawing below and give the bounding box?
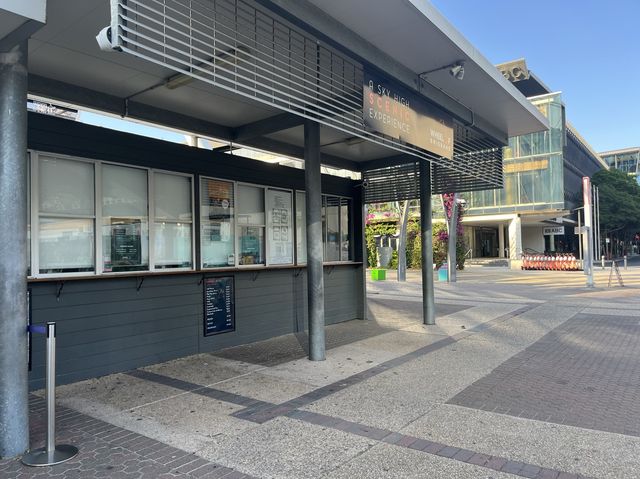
[96,26,115,52]
[449,62,465,80]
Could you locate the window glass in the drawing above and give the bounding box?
[239,226,265,265]
[340,199,350,261]
[38,157,95,274]
[102,164,148,272]
[39,218,94,273]
[201,178,235,267]
[154,222,192,268]
[325,196,340,261]
[237,184,265,225]
[27,154,31,276]
[155,173,192,221]
[237,185,265,265]
[296,191,306,264]
[39,156,94,215]
[266,189,293,264]
[154,173,192,269]
[102,164,148,217]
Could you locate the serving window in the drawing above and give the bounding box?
[36,155,95,275]
[28,151,355,279]
[29,152,195,278]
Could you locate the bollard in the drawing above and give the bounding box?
[601,255,605,270]
[22,323,79,467]
[624,255,628,270]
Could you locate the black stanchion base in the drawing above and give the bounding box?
[22,444,79,466]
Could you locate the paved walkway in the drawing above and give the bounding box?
[3,266,640,478]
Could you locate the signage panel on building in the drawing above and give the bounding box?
[363,70,454,159]
[203,277,235,336]
[496,58,530,83]
[543,226,564,235]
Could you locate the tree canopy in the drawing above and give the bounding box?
[592,169,640,237]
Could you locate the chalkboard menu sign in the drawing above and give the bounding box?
[203,276,235,336]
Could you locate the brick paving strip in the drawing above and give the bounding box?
[0,395,258,479]
[281,408,594,478]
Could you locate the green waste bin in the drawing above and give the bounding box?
[438,264,448,282]
[371,269,386,281]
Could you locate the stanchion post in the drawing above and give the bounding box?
[624,255,628,270]
[22,323,78,467]
[602,255,605,270]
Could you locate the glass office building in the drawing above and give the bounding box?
[600,148,640,183]
[461,60,606,265]
[466,92,565,214]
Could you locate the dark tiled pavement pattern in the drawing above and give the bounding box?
[0,396,256,479]
[449,312,640,436]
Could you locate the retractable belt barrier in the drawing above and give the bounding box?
[22,322,79,467]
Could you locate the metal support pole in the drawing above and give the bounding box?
[447,194,458,282]
[22,323,78,466]
[592,184,598,259]
[582,177,594,288]
[303,120,325,361]
[420,162,435,325]
[577,210,582,266]
[595,187,601,260]
[0,40,29,459]
[396,200,410,282]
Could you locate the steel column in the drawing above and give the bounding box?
[420,162,435,325]
[304,120,325,360]
[447,194,458,283]
[0,41,29,458]
[498,224,505,258]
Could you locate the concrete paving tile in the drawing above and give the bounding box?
[129,392,258,443]
[213,371,316,404]
[344,329,446,354]
[53,373,186,413]
[196,417,373,479]
[400,404,640,479]
[142,353,263,387]
[258,344,401,387]
[323,442,519,479]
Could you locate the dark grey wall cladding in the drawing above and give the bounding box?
[29,265,364,390]
[25,112,364,390]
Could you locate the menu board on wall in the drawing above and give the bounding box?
[267,189,293,264]
[203,276,235,336]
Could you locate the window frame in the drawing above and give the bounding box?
[235,182,267,268]
[149,168,195,272]
[265,187,294,267]
[100,160,150,274]
[28,151,195,279]
[31,151,97,279]
[199,175,237,270]
[295,190,353,265]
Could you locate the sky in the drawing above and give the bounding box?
[429,0,639,153]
